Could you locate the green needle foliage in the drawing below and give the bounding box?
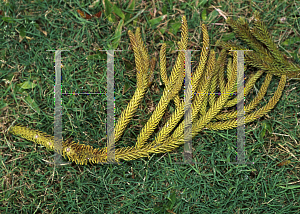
[216,11,300,79]
[9,13,300,165]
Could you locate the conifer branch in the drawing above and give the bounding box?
[8,14,299,165]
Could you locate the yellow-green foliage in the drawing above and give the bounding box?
[9,14,300,165]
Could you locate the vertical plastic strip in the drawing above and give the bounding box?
[236,51,246,164]
[107,50,116,163]
[183,50,193,163]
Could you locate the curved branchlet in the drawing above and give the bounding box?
[8,14,299,165]
[217,12,300,79]
[134,16,188,149]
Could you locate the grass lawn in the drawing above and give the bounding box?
[1,0,300,213]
